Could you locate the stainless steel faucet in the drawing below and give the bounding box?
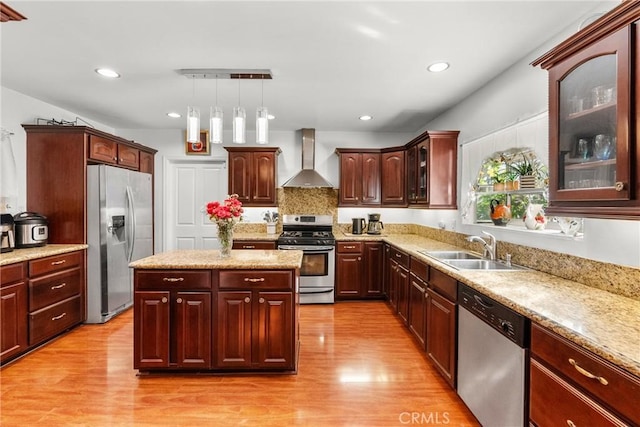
[466,231,497,260]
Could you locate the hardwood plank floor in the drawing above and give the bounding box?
[1,301,479,426]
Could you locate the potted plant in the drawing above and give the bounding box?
[487,159,508,191]
[509,154,536,189]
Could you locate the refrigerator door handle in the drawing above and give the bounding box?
[126,186,136,262]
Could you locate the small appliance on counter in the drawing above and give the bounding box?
[13,211,48,248]
[351,218,365,235]
[1,213,15,252]
[366,213,384,235]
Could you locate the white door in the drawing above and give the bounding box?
[164,158,227,250]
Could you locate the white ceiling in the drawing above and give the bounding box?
[1,1,615,133]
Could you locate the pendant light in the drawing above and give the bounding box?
[256,76,269,144]
[209,76,223,144]
[186,76,200,143]
[233,79,246,144]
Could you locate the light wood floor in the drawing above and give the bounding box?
[1,301,479,426]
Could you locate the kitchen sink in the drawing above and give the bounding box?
[443,259,524,271]
[418,250,483,260]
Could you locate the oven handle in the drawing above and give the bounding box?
[278,245,335,252]
[300,288,335,295]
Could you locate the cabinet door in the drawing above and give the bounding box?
[88,135,117,164]
[252,151,277,205]
[416,140,429,204]
[381,150,406,205]
[549,26,631,209]
[336,253,362,298]
[228,151,252,205]
[0,282,28,363]
[427,132,458,209]
[361,152,381,205]
[408,274,426,349]
[339,152,361,205]
[395,264,410,325]
[139,151,154,174]
[175,292,211,368]
[426,288,456,388]
[117,144,140,169]
[134,291,170,369]
[256,292,293,369]
[388,260,398,311]
[363,242,383,297]
[406,145,417,202]
[216,291,252,368]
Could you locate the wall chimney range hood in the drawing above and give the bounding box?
[282,128,334,188]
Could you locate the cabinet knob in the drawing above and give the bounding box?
[176,297,183,304]
[259,297,265,304]
[244,297,251,303]
[615,181,625,192]
[357,257,361,261]
[161,297,168,303]
[566,420,576,427]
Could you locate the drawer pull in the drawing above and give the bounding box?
[344,245,356,249]
[568,358,608,385]
[51,312,67,321]
[567,420,576,427]
[244,277,265,282]
[162,277,184,282]
[51,260,66,266]
[51,283,67,290]
[244,297,251,303]
[244,245,256,249]
[396,253,401,258]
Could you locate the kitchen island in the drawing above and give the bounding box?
[129,249,302,374]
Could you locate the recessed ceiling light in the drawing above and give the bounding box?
[167,112,181,118]
[95,68,120,78]
[427,62,449,73]
[359,115,373,121]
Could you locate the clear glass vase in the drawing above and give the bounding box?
[217,221,234,258]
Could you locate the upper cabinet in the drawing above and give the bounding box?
[381,149,406,206]
[532,2,640,218]
[406,130,459,209]
[335,149,381,206]
[225,147,280,207]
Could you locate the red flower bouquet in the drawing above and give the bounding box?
[205,194,243,257]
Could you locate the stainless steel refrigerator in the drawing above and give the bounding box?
[86,164,153,323]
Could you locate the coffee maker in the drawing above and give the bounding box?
[1,213,15,253]
[366,213,384,235]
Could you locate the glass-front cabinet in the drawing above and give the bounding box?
[534,2,640,218]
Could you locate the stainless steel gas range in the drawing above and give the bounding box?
[277,214,335,304]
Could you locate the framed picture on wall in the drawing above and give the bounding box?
[185,130,210,155]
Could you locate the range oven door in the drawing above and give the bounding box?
[278,245,335,303]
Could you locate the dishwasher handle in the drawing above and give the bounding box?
[473,294,493,308]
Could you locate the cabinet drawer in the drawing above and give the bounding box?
[232,241,277,250]
[219,270,293,290]
[29,251,83,277]
[117,144,140,169]
[388,247,409,268]
[88,135,117,164]
[29,267,82,311]
[29,295,82,345]
[337,242,363,253]
[410,257,428,281]
[530,359,628,427]
[135,270,212,290]
[1,262,27,286]
[428,267,457,302]
[531,323,640,426]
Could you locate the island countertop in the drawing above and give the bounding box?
[129,249,303,270]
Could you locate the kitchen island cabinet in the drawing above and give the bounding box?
[130,249,302,373]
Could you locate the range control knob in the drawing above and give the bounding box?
[501,320,513,335]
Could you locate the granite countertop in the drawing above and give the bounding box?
[233,232,280,241]
[0,244,88,266]
[129,249,303,270]
[334,231,640,377]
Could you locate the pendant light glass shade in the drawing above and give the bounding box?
[232,106,246,144]
[209,106,223,144]
[186,106,200,143]
[256,106,269,145]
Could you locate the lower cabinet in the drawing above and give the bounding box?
[336,241,384,299]
[407,257,428,350]
[0,262,28,363]
[389,247,410,324]
[530,323,640,427]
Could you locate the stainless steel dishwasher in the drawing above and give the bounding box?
[457,283,529,427]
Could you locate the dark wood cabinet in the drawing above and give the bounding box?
[336,150,381,206]
[0,262,28,364]
[425,266,457,389]
[225,147,280,207]
[336,241,384,300]
[405,131,458,208]
[23,125,156,244]
[381,149,406,206]
[139,150,154,174]
[387,246,409,322]
[532,2,640,218]
[408,258,428,350]
[232,240,277,250]
[134,270,212,370]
